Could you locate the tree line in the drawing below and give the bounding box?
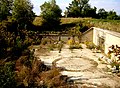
[65,0,120,20]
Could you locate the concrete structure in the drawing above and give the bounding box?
[81,27,93,43]
[81,27,120,54]
[41,34,71,42]
[41,34,79,43]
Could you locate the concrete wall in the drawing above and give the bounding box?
[44,35,70,41]
[93,28,106,46]
[42,35,75,43]
[105,33,120,54]
[93,27,120,54]
[81,28,93,43]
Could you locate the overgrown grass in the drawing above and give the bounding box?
[61,18,120,33]
[33,17,120,33]
[89,19,120,33]
[60,17,89,25]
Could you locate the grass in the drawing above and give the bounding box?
[61,18,120,33]
[33,17,120,33]
[89,19,120,33]
[60,17,90,24]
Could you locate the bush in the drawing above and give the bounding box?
[48,43,57,51]
[0,62,16,88]
[85,42,96,49]
[67,39,75,45]
[69,44,83,49]
[40,68,75,88]
[41,38,50,45]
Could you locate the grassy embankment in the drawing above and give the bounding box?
[33,17,120,33]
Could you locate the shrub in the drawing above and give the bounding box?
[67,39,75,45]
[40,68,75,88]
[110,60,120,68]
[69,44,83,49]
[0,62,17,88]
[48,43,57,51]
[85,42,96,49]
[15,51,50,87]
[41,38,50,45]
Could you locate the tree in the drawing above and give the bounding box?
[83,6,97,18]
[66,0,80,17]
[107,10,118,20]
[66,0,97,18]
[40,0,62,31]
[0,0,13,21]
[12,0,35,29]
[97,8,108,19]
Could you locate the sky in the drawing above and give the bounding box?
[31,0,120,16]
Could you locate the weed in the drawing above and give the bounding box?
[69,44,83,49]
[85,42,96,49]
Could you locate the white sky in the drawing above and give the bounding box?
[31,0,120,15]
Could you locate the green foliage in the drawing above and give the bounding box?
[48,43,57,51]
[69,26,81,37]
[0,62,16,88]
[34,17,120,33]
[110,60,120,68]
[107,10,118,20]
[97,9,119,20]
[98,8,108,19]
[12,0,35,29]
[85,42,96,49]
[69,44,83,49]
[82,6,97,18]
[66,0,97,18]
[0,0,13,21]
[41,38,63,51]
[40,0,62,31]
[77,21,93,33]
[41,37,50,45]
[65,0,119,19]
[0,20,42,60]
